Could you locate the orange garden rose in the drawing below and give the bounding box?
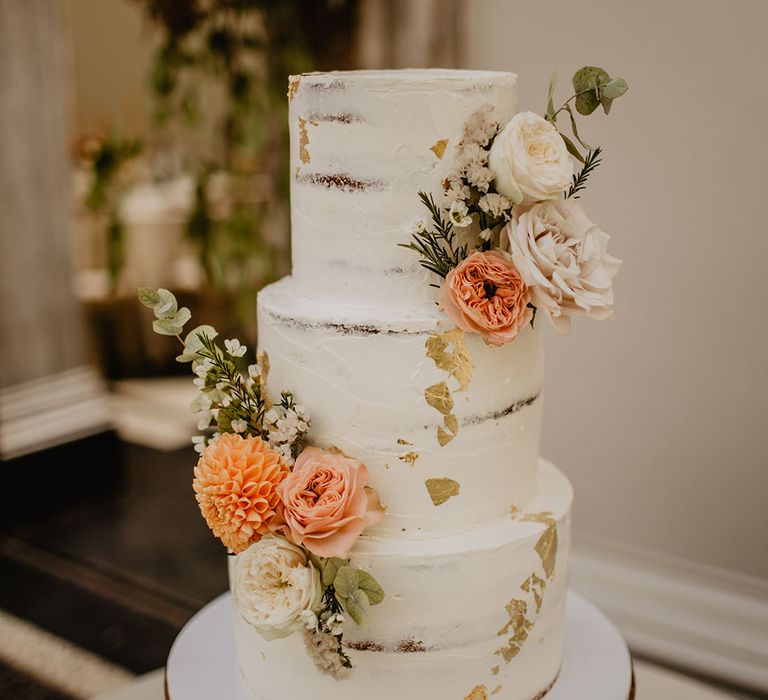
[277,447,385,559]
[193,433,288,553]
[438,250,533,346]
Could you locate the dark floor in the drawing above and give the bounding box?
[0,432,228,698]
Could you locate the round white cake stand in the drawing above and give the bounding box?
[165,591,634,700]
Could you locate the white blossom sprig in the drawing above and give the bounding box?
[138,287,310,456]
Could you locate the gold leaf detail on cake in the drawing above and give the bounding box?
[437,413,459,446]
[425,478,460,506]
[491,687,502,696]
[491,665,500,676]
[287,75,301,101]
[464,685,487,700]
[430,138,449,159]
[397,438,413,445]
[426,328,474,391]
[521,572,547,613]
[424,382,454,415]
[298,117,311,164]
[495,599,533,663]
[510,506,520,518]
[399,451,419,465]
[521,512,558,580]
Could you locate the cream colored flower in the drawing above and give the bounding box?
[503,199,621,334]
[233,536,322,641]
[488,111,573,204]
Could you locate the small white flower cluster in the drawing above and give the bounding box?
[263,396,310,466]
[427,106,514,245]
[302,628,352,681]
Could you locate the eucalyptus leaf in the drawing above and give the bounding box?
[333,566,360,599]
[154,288,178,320]
[602,77,629,100]
[341,589,371,628]
[137,287,160,308]
[565,105,594,151]
[322,558,347,588]
[177,324,217,362]
[172,306,191,329]
[572,66,610,116]
[153,318,183,336]
[355,570,385,606]
[559,132,586,163]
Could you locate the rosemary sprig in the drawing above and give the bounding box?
[566,146,603,199]
[399,191,468,284]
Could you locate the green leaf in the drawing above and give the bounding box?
[342,589,371,627]
[153,288,178,320]
[572,66,610,116]
[355,570,385,606]
[602,77,629,100]
[546,72,557,121]
[600,77,629,115]
[322,558,347,588]
[171,306,191,329]
[559,132,586,163]
[176,324,218,362]
[333,566,360,599]
[138,287,160,308]
[565,104,594,151]
[152,318,183,336]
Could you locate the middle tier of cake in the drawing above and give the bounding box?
[258,277,544,539]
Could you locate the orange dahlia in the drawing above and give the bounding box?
[193,433,288,553]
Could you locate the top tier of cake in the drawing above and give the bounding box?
[288,69,518,306]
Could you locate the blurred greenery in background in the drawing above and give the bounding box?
[133,0,360,343]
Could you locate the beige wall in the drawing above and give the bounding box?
[466,0,768,579]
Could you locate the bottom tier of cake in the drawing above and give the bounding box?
[231,460,572,700]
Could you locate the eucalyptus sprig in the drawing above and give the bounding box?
[545,66,628,168]
[400,191,469,284]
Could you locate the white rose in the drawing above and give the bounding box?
[488,112,574,204]
[233,535,322,641]
[503,199,621,334]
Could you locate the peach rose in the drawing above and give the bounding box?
[438,250,533,346]
[193,433,288,553]
[277,447,385,559]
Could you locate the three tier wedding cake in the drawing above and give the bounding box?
[140,66,627,700]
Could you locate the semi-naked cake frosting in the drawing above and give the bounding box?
[232,70,574,700]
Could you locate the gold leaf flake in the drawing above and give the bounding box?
[425,477,460,506]
[396,438,413,445]
[425,328,474,391]
[465,686,487,700]
[510,506,520,519]
[287,75,301,101]
[298,117,311,164]
[521,512,558,580]
[521,573,547,613]
[443,413,458,434]
[491,687,502,696]
[399,451,419,465]
[496,599,533,663]
[430,138,449,159]
[424,381,453,415]
[491,665,500,676]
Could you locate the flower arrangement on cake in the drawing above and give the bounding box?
[138,287,385,678]
[402,65,628,341]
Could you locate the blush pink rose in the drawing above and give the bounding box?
[276,447,385,559]
[438,250,533,346]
